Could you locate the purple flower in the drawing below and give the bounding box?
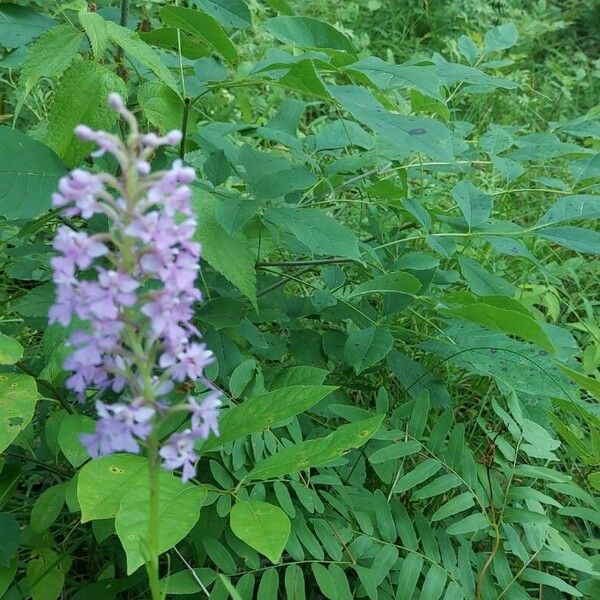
[80,401,155,457]
[49,92,221,481]
[159,430,198,482]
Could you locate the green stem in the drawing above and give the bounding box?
[117,0,129,60]
[146,430,162,600]
[179,97,191,160]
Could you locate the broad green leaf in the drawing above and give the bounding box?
[160,6,238,64]
[140,27,209,60]
[329,84,464,161]
[257,569,279,599]
[344,328,394,374]
[265,16,354,53]
[105,21,179,93]
[484,23,518,53]
[0,513,20,566]
[0,127,67,219]
[394,459,442,494]
[411,474,462,501]
[285,564,305,599]
[540,226,600,255]
[279,59,331,99]
[115,474,207,574]
[200,385,336,451]
[239,147,317,200]
[423,322,574,399]
[215,196,256,233]
[451,180,492,227]
[247,415,384,480]
[193,190,257,309]
[78,10,108,59]
[192,0,251,29]
[458,256,515,296]
[30,484,66,533]
[58,414,95,468]
[230,501,290,563]
[396,554,423,600]
[536,194,600,225]
[26,547,69,600]
[348,271,421,298]
[138,81,185,133]
[421,564,447,600]
[45,58,126,166]
[265,207,360,259]
[0,4,54,48]
[78,454,148,522]
[559,365,600,401]
[440,295,554,351]
[19,25,83,96]
[0,556,17,597]
[446,512,489,535]
[311,563,337,599]
[0,374,38,453]
[160,568,217,595]
[0,333,23,365]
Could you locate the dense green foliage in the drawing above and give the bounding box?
[1,0,600,598]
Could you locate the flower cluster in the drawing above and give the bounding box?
[49,93,220,481]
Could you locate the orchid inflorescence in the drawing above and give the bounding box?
[48,92,220,482]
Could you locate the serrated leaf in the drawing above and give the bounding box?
[230,501,290,563]
[78,10,108,59]
[19,24,83,95]
[45,58,126,166]
[193,189,257,309]
[0,374,38,453]
[265,16,354,53]
[138,81,185,133]
[160,6,238,64]
[105,21,179,93]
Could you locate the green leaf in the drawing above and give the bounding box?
[160,568,216,595]
[247,415,384,481]
[393,459,442,494]
[19,24,83,96]
[78,454,149,522]
[451,180,492,227]
[540,226,600,255]
[484,23,518,53]
[230,501,291,563]
[520,569,582,597]
[160,6,238,65]
[440,295,554,351]
[264,16,354,53]
[0,333,23,365]
[200,385,336,451]
[285,564,305,599]
[446,512,489,535]
[344,328,394,374]
[26,547,69,600]
[78,10,108,59]
[0,513,21,567]
[431,492,475,522]
[0,556,17,597]
[0,374,38,453]
[58,414,95,468]
[368,440,421,464]
[458,256,515,296]
[396,554,423,600]
[265,207,360,259]
[559,365,600,401]
[0,4,54,48]
[115,474,207,574]
[193,189,257,309]
[348,271,421,298]
[45,58,126,166]
[0,126,67,219]
[192,0,251,29]
[138,81,185,133]
[279,59,332,99]
[30,484,66,533]
[536,194,600,225]
[105,21,179,93]
[411,474,462,500]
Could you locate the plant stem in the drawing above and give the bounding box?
[179,97,191,160]
[117,0,129,60]
[146,430,162,600]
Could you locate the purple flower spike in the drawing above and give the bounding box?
[49,92,221,481]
